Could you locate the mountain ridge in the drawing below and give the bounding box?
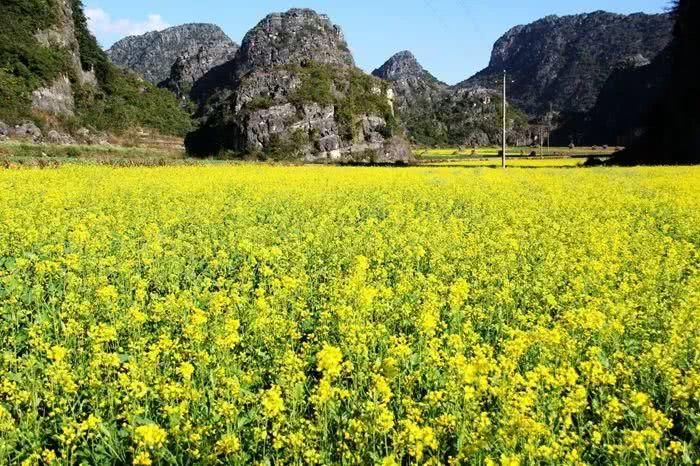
[457,10,674,116]
[372,50,529,147]
[185,8,412,164]
[106,23,238,85]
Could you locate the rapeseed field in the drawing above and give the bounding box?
[0,165,698,465]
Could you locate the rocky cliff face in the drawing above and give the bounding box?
[107,24,238,85]
[29,0,97,116]
[189,9,357,107]
[459,11,674,116]
[372,51,529,147]
[186,9,412,164]
[230,9,355,78]
[159,39,239,102]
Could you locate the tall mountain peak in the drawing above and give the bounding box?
[107,24,238,84]
[373,51,426,80]
[231,8,355,79]
[372,50,523,147]
[459,10,674,115]
[186,9,411,164]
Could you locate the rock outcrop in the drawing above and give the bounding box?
[46,129,76,145]
[458,11,674,116]
[186,9,412,164]
[159,40,239,102]
[32,75,76,116]
[10,122,43,143]
[107,24,238,85]
[189,9,357,107]
[372,51,529,147]
[232,9,354,75]
[29,0,97,117]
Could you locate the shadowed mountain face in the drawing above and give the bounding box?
[611,0,700,165]
[553,46,673,147]
[159,39,239,103]
[372,51,529,147]
[106,24,238,85]
[185,9,412,164]
[459,11,674,116]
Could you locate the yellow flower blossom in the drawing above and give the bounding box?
[215,433,241,455]
[261,385,285,418]
[135,424,168,449]
[1,164,698,464]
[177,362,195,381]
[317,344,343,379]
[133,451,152,466]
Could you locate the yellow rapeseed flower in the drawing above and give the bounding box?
[261,385,285,418]
[134,424,168,449]
[317,344,343,379]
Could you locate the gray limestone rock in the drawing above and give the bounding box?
[457,11,674,115]
[12,122,43,142]
[46,130,76,145]
[31,75,75,116]
[30,0,94,117]
[231,9,354,79]
[107,24,238,85]
[186,9,412,165]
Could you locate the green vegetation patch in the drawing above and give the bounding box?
[287,62,398,140]
[71,0,192,136]
[74,73,193,136]
[0,0,72,121]
[0,0,192,136]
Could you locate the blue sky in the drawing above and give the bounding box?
[86,0,671,84]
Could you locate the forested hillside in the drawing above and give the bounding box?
[0,0,191,135]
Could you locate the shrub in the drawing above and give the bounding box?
[288,62,397,140]
[288,63,335,108]
[263,129,310,161]
[245,96,275,112]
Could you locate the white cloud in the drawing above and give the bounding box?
[86,7,170,38]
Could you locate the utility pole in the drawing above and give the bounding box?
[502,70,507,169]
[547,102,552,156]
[539,126,544,158]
